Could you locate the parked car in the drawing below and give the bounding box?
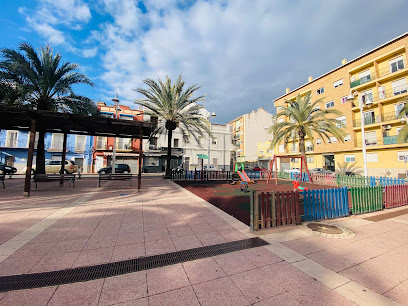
[26,160,78,174]
[98,164,131,174]
[310,168,334,174]
[283,167,301,174]
[0,163,17,175]
[253,166,267,171]
[195,165,217,171]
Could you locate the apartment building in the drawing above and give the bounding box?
[92,101,143,173]
[228,108,273,165]
[273,32,408,177]
[143,109,233,172]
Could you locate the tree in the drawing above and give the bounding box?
[397,101,408,143]
[135,75,211,179]
[0,42,97,173]
[269,93,346,168]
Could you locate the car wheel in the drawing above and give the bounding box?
[124,170,129,174]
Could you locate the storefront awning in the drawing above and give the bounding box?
[197,154,208,159]
[103,152,140,157]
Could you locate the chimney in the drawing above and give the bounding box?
[342,58,347,65]
[286,88,290,94]
[308,75,313,82]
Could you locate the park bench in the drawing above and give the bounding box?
[0,173,4,189]
[33,174,76,189]
[98,173,133,188]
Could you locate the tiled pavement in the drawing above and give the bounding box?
[0,177,407,305]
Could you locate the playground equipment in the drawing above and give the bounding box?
[240,181,249,192]
[232,161,257,184]
[292,181,308,192]
[267,155,313,184]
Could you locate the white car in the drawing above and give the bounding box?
[283,167,301,174]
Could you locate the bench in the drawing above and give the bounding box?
[0,173,4,189]
[98,173,132,188]
[33,174,76,189]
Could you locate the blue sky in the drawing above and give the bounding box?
[1,0,408,123]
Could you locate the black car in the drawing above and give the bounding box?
[0,163,17,175]
[98,164,131,174]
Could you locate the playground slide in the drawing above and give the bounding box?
[238,170,255,183]
[241,170,252,182]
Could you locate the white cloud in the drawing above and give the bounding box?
[28,21,66,45]
[82,47,98,58]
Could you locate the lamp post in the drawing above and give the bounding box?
[347,90,368,177]
[112,93,120,174]
[208,110,216,168]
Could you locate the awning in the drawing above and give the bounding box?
[197,154,208,159]
[103,152,140,157]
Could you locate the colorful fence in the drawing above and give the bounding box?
[303,187,349,221]
[310,173,337,186]
[384,185,408,208]
[350,186,383,214]
[250,190,301,231]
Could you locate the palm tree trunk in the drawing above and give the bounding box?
[299,136,306,176]
[36,130,46,174]
[164,128,173,179]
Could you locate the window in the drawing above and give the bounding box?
[198,137,203,145]
[96,136,107,149]
[389,56,404,73]
[27,132,39,149]
[267,149,272,153]
[212,137,217,145]
[307,156,314,163]
[344,134,351,142]
[359,70,371,84]
[329,136,337,143]
[75,135,86,152]
[6,130,18,147]
[316,87,324,95]
[277,106,283,112]
[119,114,134,120]
[398,151,408,161]
[336,116,346,127]
[364,131,377,146]
[306,141,313,152]
[392,78,408,95]
[291,158,297,163]
[291,143,298,152]
[278,144,284,153]
[117,138,131,150]
[258,150,264,155]
[316,138,322,145]
[145,156,159,166]
[367,153,378,163]
[333,79,343,88]
[51,133,64,151]
[395,103,406,118]
[325,101,335,109]
[174,138,179,147]
[341,96,348,104]
[100,112,114,118]
[345,154,355,162]
[363,110,375,125]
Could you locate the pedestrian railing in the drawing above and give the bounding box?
[250,190,301,231]
[303,187,349,221]
[350,186,383,214]
[384,185,408,208]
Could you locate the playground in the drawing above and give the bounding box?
[176,178,331,226]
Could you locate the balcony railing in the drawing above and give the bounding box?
[350,73,376,88]
[377,60,407,78]
[354,136,404,147]
[381,111,400,122]
[353,115,381,127]
[350,85,408,107]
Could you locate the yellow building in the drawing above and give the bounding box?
[273,32,408,177]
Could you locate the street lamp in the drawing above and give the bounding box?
[208,109,216,168]
[112,93,120,174]
[347,90,368,177]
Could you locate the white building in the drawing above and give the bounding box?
[142,109,233,172]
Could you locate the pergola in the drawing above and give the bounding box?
[0,107,153,196]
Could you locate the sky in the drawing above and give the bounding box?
[1,0,408,124]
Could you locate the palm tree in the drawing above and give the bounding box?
[0,42,97,173]
[397,101,408,143]
[270,93,346,170]
[135,75,211,179]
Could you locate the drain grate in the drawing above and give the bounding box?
[0,237,267,292]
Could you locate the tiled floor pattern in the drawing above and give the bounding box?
[0,177,407,305]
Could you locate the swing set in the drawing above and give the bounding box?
[267,155,313,185]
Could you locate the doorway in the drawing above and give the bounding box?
[324,155,335,171]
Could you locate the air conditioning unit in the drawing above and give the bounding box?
[384,124,392,131]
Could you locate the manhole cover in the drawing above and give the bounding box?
[307,223,343,234]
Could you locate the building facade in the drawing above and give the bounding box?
[0,130,93,173]
[273,32,408,177]
[92,101,143,173]
[228,108,273,165]
[142,109,233,172]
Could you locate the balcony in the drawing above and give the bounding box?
[350,73,375,88]
[354,135,405,147]
[353,115,381,128]
[381,111,400,122]
[377,59,407,78]
[351,85,408,110]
